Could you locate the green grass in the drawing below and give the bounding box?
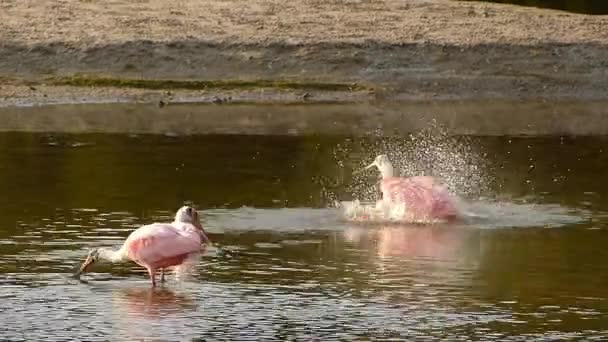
[48,75,367,92]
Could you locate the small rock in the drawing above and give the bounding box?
[29,86,37,91]
[158,100,166,108]
[212,96,223,104]
[302,92,311,100]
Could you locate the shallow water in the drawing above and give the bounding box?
[1,133,608,340]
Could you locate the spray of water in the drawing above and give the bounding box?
[332,122,490,223]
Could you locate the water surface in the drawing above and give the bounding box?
[1,132,608,340]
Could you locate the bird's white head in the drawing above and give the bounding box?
[174,205,210,243]
[175,205,198,224]
[364,154,395,179]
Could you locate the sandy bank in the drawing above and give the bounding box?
[0,0,607,106]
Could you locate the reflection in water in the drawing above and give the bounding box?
[1,133,608,340]
[115,286,197,318]
[112,286,197,341]
[344,225,473,259]
[343,225,482,296]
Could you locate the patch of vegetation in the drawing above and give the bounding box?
[48,75,367,92]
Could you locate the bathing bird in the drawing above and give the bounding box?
[76,205,210,286]
[364,154,458,222]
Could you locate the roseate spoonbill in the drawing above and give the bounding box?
[75,206,210,286]
[363,154,459,222]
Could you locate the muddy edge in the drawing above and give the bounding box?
[0,0,607,107]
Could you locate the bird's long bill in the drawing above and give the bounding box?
[361,162,376,172]
[193,219,210,243]
[353,162,376,175]
[75,255,95,277]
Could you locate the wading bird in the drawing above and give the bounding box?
[76,206,210,286]
[364,154,458,222]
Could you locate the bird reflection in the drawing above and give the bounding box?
[116,286,198,319]
[344,225,477,259]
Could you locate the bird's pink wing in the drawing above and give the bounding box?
[123,223,201,265]
[381,176,430,204]
[381,176,457,219]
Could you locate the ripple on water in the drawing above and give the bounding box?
[1,199,608,340]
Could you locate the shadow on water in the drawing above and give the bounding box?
[1,129,608,340]
[457,0,608,15]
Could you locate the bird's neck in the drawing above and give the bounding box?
[172,220,194,230]
[379,164,394,179]
[98,247,126,263]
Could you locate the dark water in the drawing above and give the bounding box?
[1,132,608,340]
[458,0,608,14]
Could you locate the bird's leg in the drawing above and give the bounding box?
[147,267,157,287]
[160,268,166,283]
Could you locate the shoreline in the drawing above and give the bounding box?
[2,100,608,136]
[1,0,607,107]
[1,40,607,107]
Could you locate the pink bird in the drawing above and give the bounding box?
[364,155,459,222]
[76,205,210,286]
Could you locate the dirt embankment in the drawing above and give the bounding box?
[0,0,607,106]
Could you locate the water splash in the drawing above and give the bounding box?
[340,200,402,223]
[338,123,489,205]
[399,124,488,197]
[458,199,591,229]
[338,198,589,229]
[338,194,474,224]
[327,123,489,222]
